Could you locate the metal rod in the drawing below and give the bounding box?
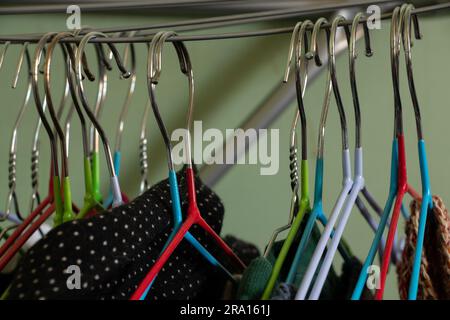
[0,2,448,43]
[0,0,396,17]
[0,0,397,40]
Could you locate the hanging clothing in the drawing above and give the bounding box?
[270,256,373,300]
[397,195,450,300]
[199,235,261,300]
[237,213,345,300]
[223,235,260,266]
[236,256,273,300]
[236,213,341,300]
[5,166,235,300]
[235,209,373,300]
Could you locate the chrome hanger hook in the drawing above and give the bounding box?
[265,21,313,256]
[147,31,194,170]
[44,31,78,179]
[401,4,424,140]
[283,21,303,83]
[292,20,313,161]
[139,42,152,194]
[3,43,32,221]
[329,15,349,151]
[391,5,406,137]
[75,31,131,207]
[114,30,137,153]
[348,12,373,148]
[74,31,129,179]
[31,32,60,178]
[311,18,333,159]
[307,17,330,67]
[0,41,10,71]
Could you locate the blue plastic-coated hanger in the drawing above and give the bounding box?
[139,31,235,300]
[400,5,433,300]
[374,5,426,299]
[352,144,400,298]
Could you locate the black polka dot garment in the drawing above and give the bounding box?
[7,167,228,300]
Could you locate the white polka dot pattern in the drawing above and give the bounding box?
[7,168,227,300]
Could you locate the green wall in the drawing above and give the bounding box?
[1,10,450,300]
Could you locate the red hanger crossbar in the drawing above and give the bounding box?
[375,134,419,299]
[0,167,54,261]
[130,167,245,300]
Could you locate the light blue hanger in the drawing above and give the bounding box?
[139,31,234,300]
[305,13,379,299]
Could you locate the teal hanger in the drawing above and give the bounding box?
[139,31,235,299]
[400,5,433,300]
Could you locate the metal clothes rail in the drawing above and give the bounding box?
[1,2,449,43]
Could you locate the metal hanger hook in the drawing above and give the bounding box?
[349,12,373,62]
[402,5,422,54]
[348,12,374,148]
[288,20,313,162]
[3,43,32,220]
[44,31,78,179]
[401,4,424,140]
[312,17,333,158]
[287,20,312,190]
[0,41,11,71]
[307,17,330,67]
[74,31,130,179]
[391,5,406,136]
[31,32,60,178]
[329,15,349,151]
[147,31,194,169]
[283,21,302,83]
[114,30,137,152]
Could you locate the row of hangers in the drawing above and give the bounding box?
[0,3,434,300]
[260,3,431,300]
[0,27,247,300]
